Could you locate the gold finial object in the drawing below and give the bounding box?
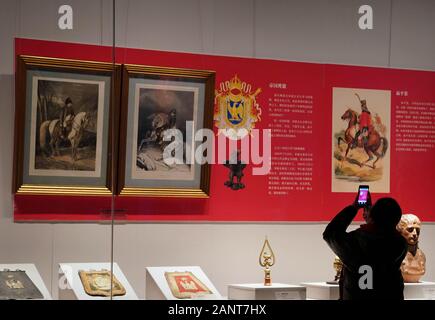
[259,237,275,286]
[327,256,343,284]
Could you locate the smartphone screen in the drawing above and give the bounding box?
[358,186,369,206]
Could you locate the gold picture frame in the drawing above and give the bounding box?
[13,55,121,195]
[118,64,215,197]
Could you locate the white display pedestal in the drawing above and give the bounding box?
[301,282,339,300]
[302,281,435,300]
[404,282,435,300]
[58,262,138,300]
[146,266,223,300]
[0,264,52,300]
[228,283,306,300]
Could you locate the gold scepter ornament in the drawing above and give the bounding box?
[326,256,343,284]
[259,237,275,286]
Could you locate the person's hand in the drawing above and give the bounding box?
[352,190,372,209]
[352,192,360,209]
[362,192,372,223]
[366,191,372,209]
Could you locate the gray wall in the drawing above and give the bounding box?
[0,0,434,299]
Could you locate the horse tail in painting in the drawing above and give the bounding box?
[380,137,388,157]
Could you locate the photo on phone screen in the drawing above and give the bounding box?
[358,185,369,206]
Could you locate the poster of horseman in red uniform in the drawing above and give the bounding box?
[332,87,391,193]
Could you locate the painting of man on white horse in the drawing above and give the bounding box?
[33,79,99,172]
[39,111,89,161]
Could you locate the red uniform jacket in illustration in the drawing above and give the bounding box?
[359,111,371,128]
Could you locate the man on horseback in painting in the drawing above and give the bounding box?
[353,94,371,148]
[337,92,388,170]
[59,97,75,139]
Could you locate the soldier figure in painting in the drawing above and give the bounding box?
[353,94,371,148]
[224,150,247,190]
[337,93,388,169]
[138,108,177,151]
[59,97,75,139]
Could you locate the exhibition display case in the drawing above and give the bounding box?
[1,0,434,302]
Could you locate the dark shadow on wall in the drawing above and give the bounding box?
[0,74,15,219]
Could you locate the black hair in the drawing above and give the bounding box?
[370,197,402,230]
[65,97,72,105]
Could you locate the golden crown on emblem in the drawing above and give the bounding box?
[228,75,244,101]
[229,75,243,91]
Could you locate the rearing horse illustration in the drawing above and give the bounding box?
[39,111,89,161]
[337,108,388,168]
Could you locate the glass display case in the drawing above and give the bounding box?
[0,0,434,302]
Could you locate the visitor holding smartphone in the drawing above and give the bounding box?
[323,187,408,300]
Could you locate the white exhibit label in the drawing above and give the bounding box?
[275,291,300,300]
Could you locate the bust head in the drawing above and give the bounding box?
[397,214,421,246]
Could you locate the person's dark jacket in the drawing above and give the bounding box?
[323,205,408,300]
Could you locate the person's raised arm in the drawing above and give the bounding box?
[322,192,371,270]
[323,204,358,246]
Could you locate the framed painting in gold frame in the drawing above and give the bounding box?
[13,55,121,195]
[118,64,215,197]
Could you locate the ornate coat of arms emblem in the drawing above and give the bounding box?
[165,271,212,299]
[78,270,126,297]
[0,270,43,300]
[214,75,262,140]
